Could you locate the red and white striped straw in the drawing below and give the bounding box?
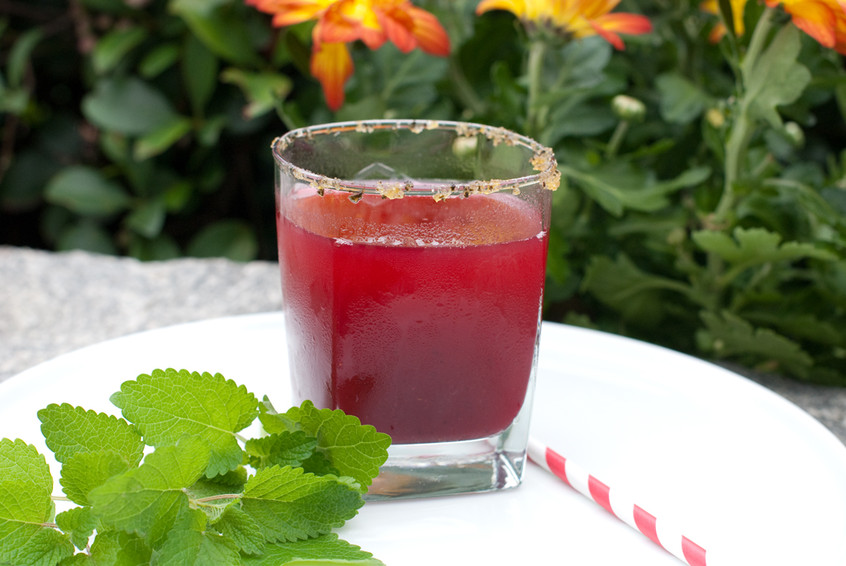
[528,437,708,566]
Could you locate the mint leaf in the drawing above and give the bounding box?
[258,397,300,434]
[56,506,98,550]
[0,481,74,566]
[151,528,241,565]
[279,401,391,491]
[38,404,144,467]
[62,450,134,506]
[87,530,152,565]
[241,466,363,543]
[0,438,54,494]
[242,534,385,566]
[185,479,242,524]
[245,431,318,470]
[110,369,258,477]
[88,436,210,545]
[213,505,264,555]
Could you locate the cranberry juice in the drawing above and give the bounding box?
[277,190,548,444]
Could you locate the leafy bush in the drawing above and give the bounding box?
[2,0,845,382]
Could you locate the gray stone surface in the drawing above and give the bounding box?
[2,245,845,446]
[0,246,281,382]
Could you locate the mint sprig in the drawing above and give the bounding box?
[0,369,391,565]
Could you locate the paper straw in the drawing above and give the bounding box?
[528,437,708,566]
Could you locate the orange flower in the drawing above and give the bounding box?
[247,0,451,109]
[476,0,652,50]
[700,0,748,42]
[702,0,846,53]
[767,0,846,53]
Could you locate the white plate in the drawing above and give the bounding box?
[2,313,845,565]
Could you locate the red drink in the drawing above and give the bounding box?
[278,190,548,444]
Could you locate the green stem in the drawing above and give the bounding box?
[605,120,629,159]
[448,57,486,116]
[712,7,778,225]
[526,39,547,139]
[381,51,421,102]
[192,493,242,504]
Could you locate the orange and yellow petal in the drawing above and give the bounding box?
[476,0,529,19]
[375,4,418,52]
[565,10,652,49]
[250,0,335,27]
[310,41,354,111]
[408,5,451,56]
[372,1,451,54]
[701,0,748,40]
[774,0,839,48]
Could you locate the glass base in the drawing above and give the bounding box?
[364,430,528,500]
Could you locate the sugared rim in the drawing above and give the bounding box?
[271,119,560,201]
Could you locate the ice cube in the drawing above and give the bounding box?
[353,162,411,181]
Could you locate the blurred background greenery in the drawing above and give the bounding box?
[2,0,845,382]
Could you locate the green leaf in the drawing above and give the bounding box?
[92,27,147,74]
[221,68,292,119]
[246,431,318,470]
[699,311,814,376]
[61,450,134,505]
[277,401,391,491]
[151,528,241,565]
[7,28,43,87]
[55,506,98,550]
[213,505,265,555]
[182,34,219,116]
[0,438,54,493]
[139,43,180,78]
[242,534,384,566]
[186,220,259,261]
[88,437,210,544]
[133,116,193,161]
[55,221,118,255]
[184,479,241,524]
[110,369,258,477]
[743,25,812,128]
[125,197,167,238]
[581,255,687,325]
[240,466,364,543]
[38,403,144,466]
[44,166,132,217]
[0,441,74,566]
[692,227,837,267]
[82,77,180,135]
[656,72,710,124]
[561,163,711,217]
[0,485,74,566]
[87,530,152,565]
[171,0,262,66]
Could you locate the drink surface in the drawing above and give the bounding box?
[278,190,548,443]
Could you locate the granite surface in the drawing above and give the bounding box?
[2,245,845,446]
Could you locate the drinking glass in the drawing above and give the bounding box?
[272,119,558,499]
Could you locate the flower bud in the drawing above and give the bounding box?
[705,108,725,129]
[611,95,646,122]
[783,122,804,148]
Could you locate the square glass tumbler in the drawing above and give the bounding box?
[272,120,559,499]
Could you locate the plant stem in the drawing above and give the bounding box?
[712,7,778,225]
[448,57,486,116]
[526,38,547,139]
[605,120,629,159]
[192,493,243,504]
